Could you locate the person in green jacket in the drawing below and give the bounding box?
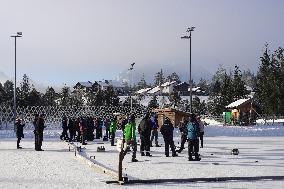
[109,116,117,146]
[123,114,138,162]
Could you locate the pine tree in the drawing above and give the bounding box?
[242,69,256,89]
[60,85,71,106]
[197,78,209,95]
[70,89,85,106]
[104,86,119,106]
[154,69,165,86]
[255,45,278,116]
[3,80,14,106]
[232,65,247,100]
[87,89,104,106]
[19,74,31,107]
[137,73,147,89]
[192,96,207,115]
[43,87,57,106]
[168,91,181,108]
[167,72,181,83]
[0,83,4,105]
[27,88,42,106]
[274,47,284,115]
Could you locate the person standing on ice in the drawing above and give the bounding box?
[124,114,138,162]
[187,114,201,161]
[150,113,160,147]
[15,117,25,149]
[35,114,45,151]
[33,114,39,150]
[68,117,76,142]
[160,117,178,157]
[60,115,69,140]
[196,116,204,148]
[176,116,189,153]
[79,117,87,145]
[138,112,152,157]
[109,115,117,146]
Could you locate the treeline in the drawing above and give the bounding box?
[0,74,121,107]
[0,45,283,117]
[207,45,284,117]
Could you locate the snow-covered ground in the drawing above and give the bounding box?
[1,124,284,188]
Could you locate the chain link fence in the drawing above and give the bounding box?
[0,105,147,130]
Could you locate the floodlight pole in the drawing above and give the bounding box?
[181,27,195,113]
[10,32,22,130]
[128,63,135,113]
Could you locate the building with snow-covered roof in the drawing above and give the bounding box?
[105,80,125,94]
[73,81,93,92]
[174,82,189,95]
[147,86,162,95]
[161,81,177,94]
[190,86,206,95]
[93,81,109,91]
[136,88,152,95]
[225,98,258,126]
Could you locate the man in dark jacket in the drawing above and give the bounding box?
[160,117,178,157]
[35,114,45,151]
[187,114,201,161]
[176,116,189,153]
[60,116,69,140]
[138,113,152,157]
[15,117,25,149]
[68,118,76,142]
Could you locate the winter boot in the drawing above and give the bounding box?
[146,152,152,157]
[195,154,201,161]
[132,158,138,162]
[188,156,194,161]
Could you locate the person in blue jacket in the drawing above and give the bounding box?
[187,114,201,161]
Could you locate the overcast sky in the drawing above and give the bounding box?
[0,0,283,87]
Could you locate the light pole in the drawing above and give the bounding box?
[128,62,135,113]
[181,27,195,113]
[10,32,22,129]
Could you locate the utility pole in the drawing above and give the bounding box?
[128,62,135,113]
[181,27,195,113]
[10,32,22,130]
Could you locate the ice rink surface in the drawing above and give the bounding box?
[0,125,284,188]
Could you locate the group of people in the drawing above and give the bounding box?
[176,114,204,161]
[15,112,205,162]
[117,112,204,162]
[15,114,46,151]
[59,116,107,145]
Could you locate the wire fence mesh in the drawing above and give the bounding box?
[0,105,147,130]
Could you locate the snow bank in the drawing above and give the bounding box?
[205,124,284,137]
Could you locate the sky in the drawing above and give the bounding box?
[0,0,284,89]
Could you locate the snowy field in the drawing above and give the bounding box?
[0,125,284,189]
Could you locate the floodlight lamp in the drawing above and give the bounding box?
[17,32,22,36]
[181,36,190,39]
[187,27,195,32]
